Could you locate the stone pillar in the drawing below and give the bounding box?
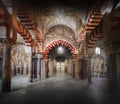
[68,57,72,74]
[49,57,53,77]
[13,65,16,76]
[30,52,36,82]
[37,56,40,79]
[87,55,92,83]
[39,58,41,79]
[45,59,49,78]
[86,48,94,83]
[34,57,38,78]
[73,54,80,79]
[28,53,32,81]
[80,59,87,79]
[72,61,75,78]
[41,59,46,79]
[1,40,12,92]
[30,54,33,82]
[30,54,39,81]
[75,60,80,79]
[106,42,120,93]
[108,53,117,81]
[106,42,120,82]
[29,39,39,82]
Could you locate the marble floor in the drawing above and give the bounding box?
[0,73,120,104]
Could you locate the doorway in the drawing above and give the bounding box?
[56,62,65,73]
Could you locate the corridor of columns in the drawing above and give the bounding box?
[0,0,120,104]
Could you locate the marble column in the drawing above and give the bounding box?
[49,57,53,77]
[28,53,32,82]
[108,53,117,81]
[80,59,87,79]
[45,59,49,78]
[86,55,92,83]
[108,43,120,93]
[68,57,72,74]
[37,57,40,79]
[72,61,75,78]
[105,42,120,91]
[41,59,46,79]
[73,54,80,79]
[75,60,80,79]
[30,53,34,82]
[1,40,12,92]
[34,57,38,78]
[13,65,16,76]
[39,58,41,79]
[86,48,94,83]
[107,52,118,92]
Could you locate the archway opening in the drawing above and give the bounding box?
[48,45,73,77]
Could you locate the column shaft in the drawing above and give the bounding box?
[2,41,12,92]
[108,53,117,80]
[30,56,34,82]
[34,58,38,78]
[87,55,92,83]
[45,60,49,78]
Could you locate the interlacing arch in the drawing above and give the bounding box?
[43,40,77,59]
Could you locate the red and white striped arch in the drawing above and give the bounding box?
[78,10,103,53]
[17,22,32,46]
[43,40,77,59]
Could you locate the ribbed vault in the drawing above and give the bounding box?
[44,25,77,48]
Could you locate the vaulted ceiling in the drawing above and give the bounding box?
[12,1,119,32]
[1,0,120,56]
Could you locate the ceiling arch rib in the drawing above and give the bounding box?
[35,7,82,36]
[17,22,32,46]
[85,10,103,32]
[77,9,103,54]
[43,40,77,60]
[44,37,77,50]
[17,8,35,30]
[87,21,102,48]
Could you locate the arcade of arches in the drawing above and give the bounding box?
[0,0,120,93]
